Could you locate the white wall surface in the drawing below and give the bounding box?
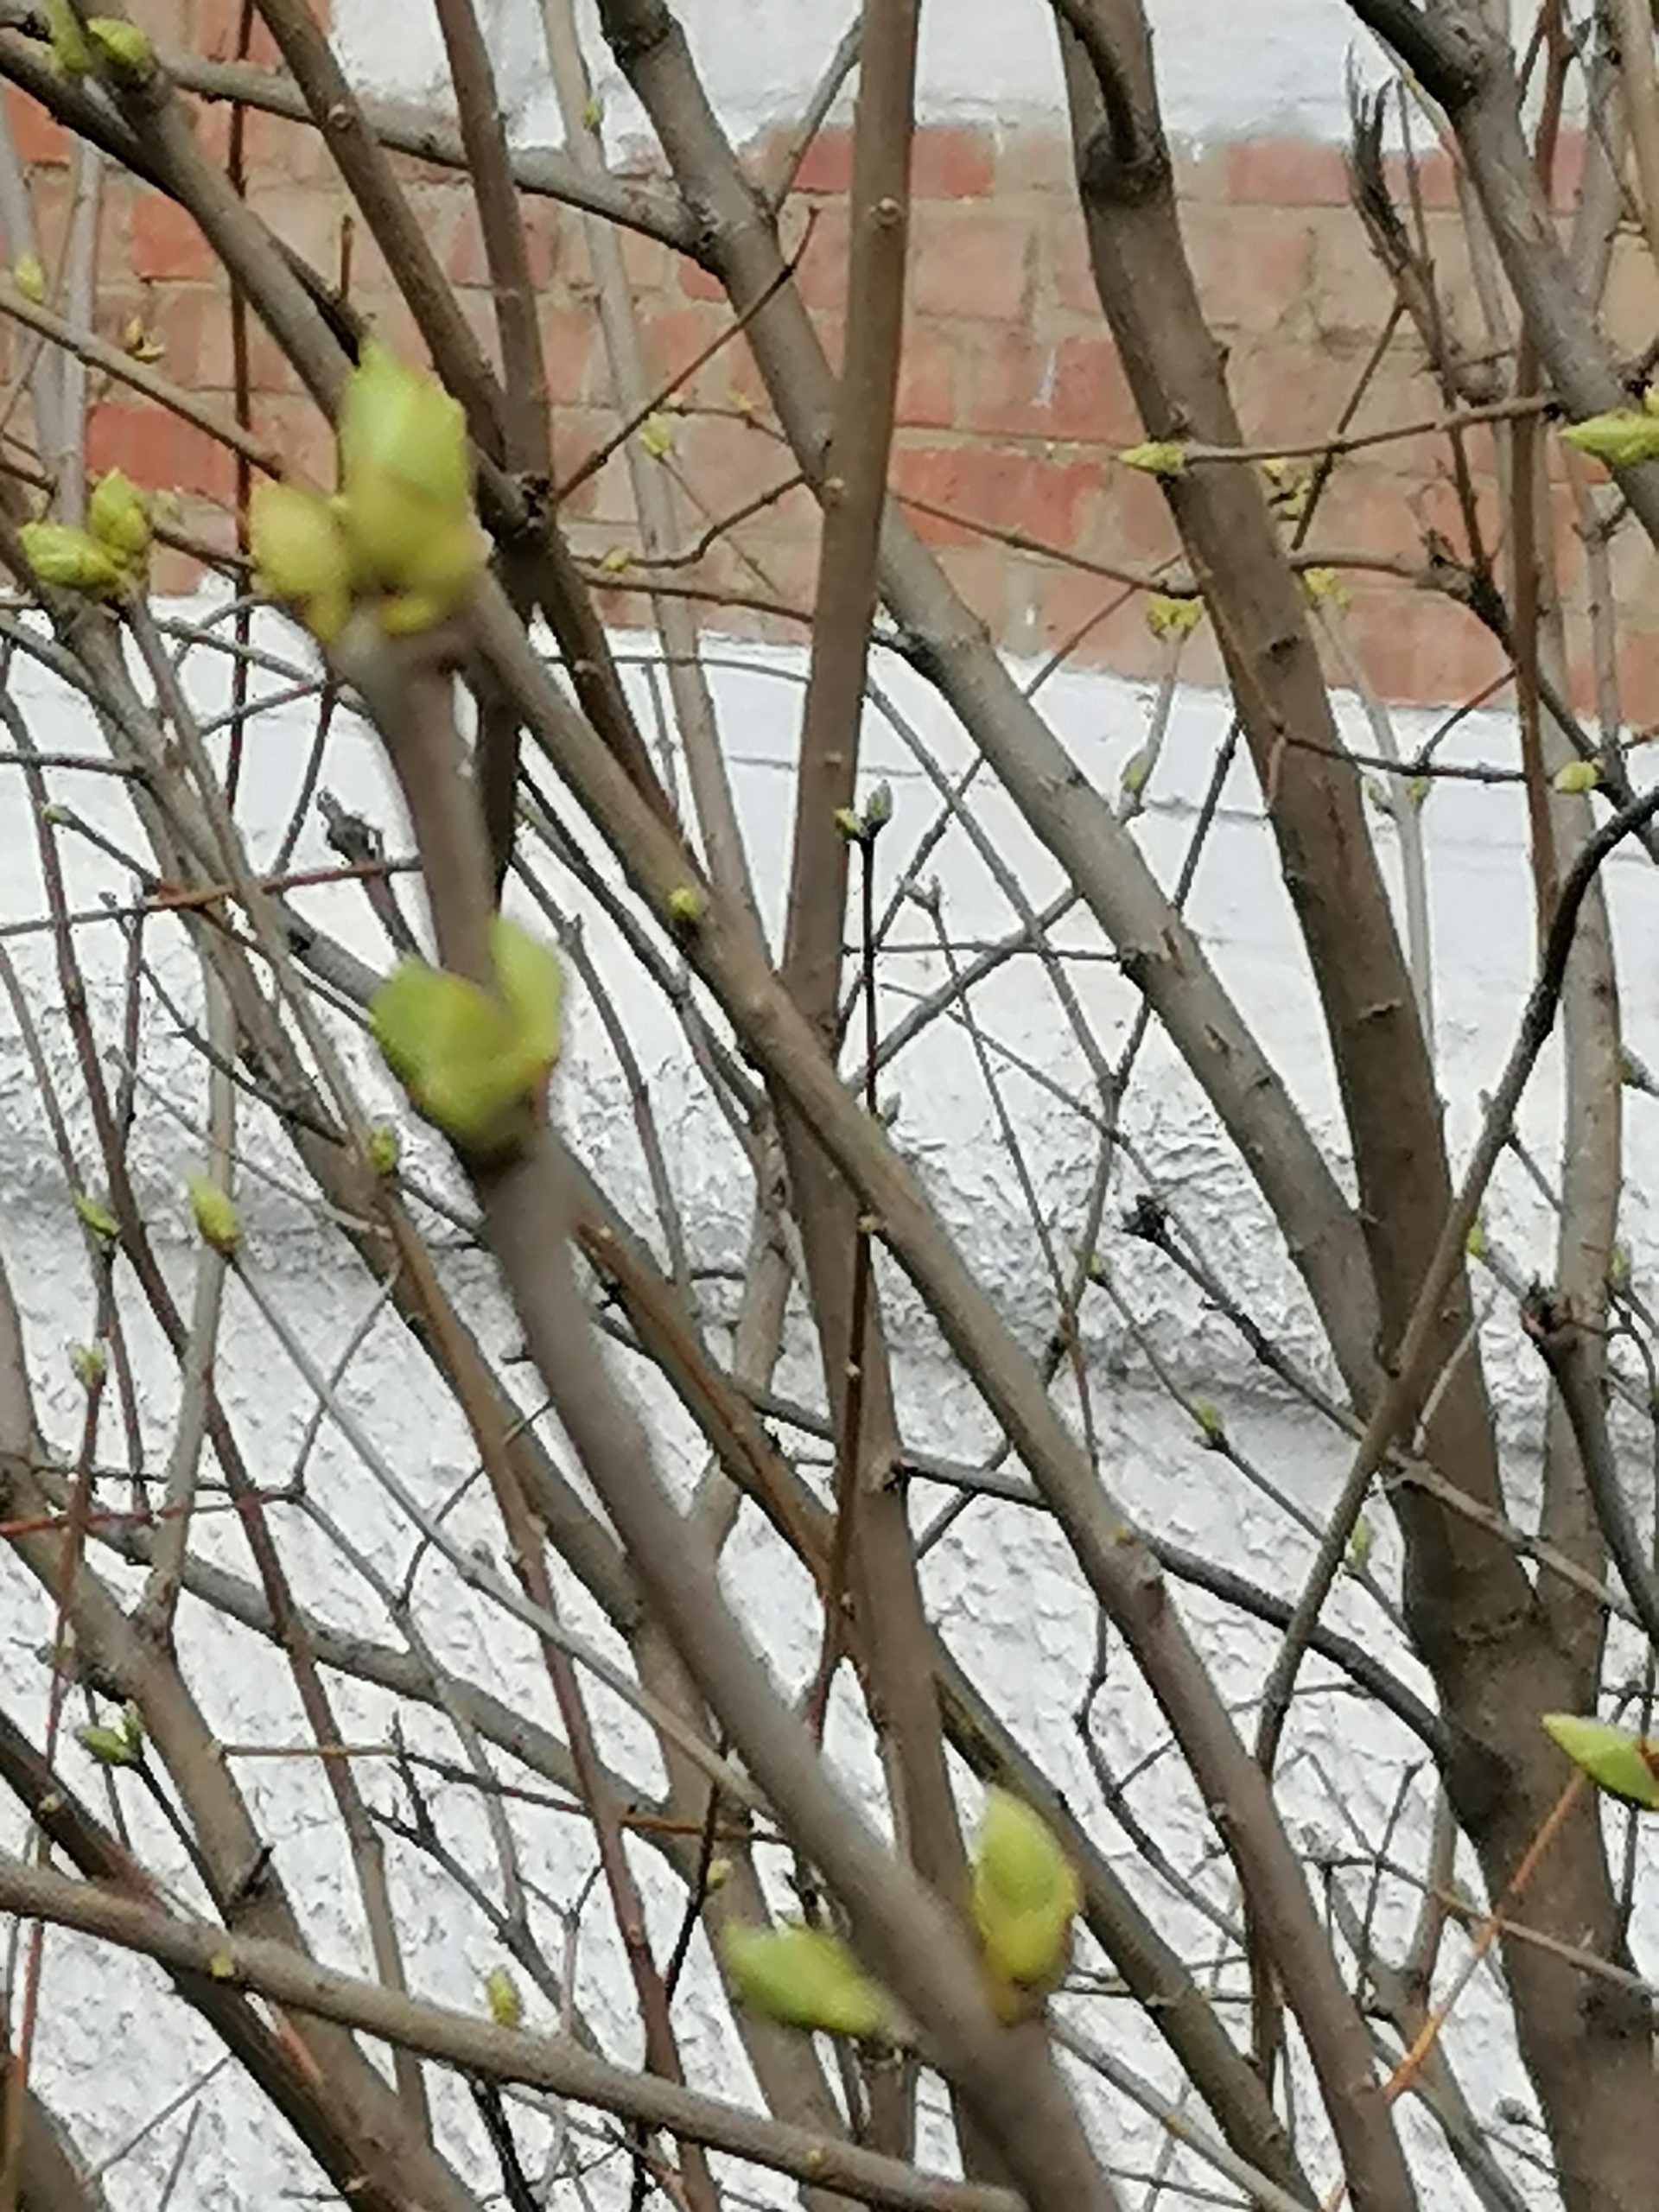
[333,0,1416,149]
[0,604,1653,2209]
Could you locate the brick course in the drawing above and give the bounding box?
[10,37,1656,714]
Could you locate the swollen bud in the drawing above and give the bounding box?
[69,1341,106,1390]
[19,521,125,596]
[335,341,484,613]
[721,1923,893,2040]
[1552,758,1601,794]
[249,480,353,645]
[366,1123,401,1177]
[44,0,94,75]
[86,17,154,79]
[12,253,46,305]
[187,1175,241,1256]
[87,469,153,567]
[1118,440,1187,478]
[483,1965,523,2029]
[969,1789,1079,2018]
[77,1721,137,1768]
[370,918,563,1163]
[1560,410,1659,471]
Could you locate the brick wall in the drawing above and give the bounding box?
[10,1,1659,714]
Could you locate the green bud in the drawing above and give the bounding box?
[665,885,707,931]
[863,782,893,832]
[1118,440,1186,478]
[371,918,563,1162]
[44,0,94,75]
[722,1922,893,2039]
[638,411,675,459]
[366,1123,401,1177]
[120,1700,144,1751]
[483,1965,523,2028]
[249,481,353,620]
[19,521,125,597]
[12,253,46,305]
[69,1341,106,1390]
[72,1190,120,1241]
[1192,1399,1224,1442]
[1465,1217,1486,1262]
[969,1789,1079,2018]
[86,17,153,78]
[77,1721,137,1768]
[833,807,862,842]
[87,468,152,566]
[1119,747,1150,798]
[1344,1515,1374,1574]
[1553,758,1601,794]
[336,342,483,612]
[187,1175,241,1256]
[1145,592,1202,639]
[1560,410,1659,470]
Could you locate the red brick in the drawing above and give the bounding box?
[1226,139,1351,207]
[994,132,1076,195]
[1179,203,1314,332]
[960,327,1137,444]
[912,126,995,200]
[86,400,238,504]
[891,443,1102,550]
[537,302,602,408]
[1046,213,1100,317]
[1341,586,1509,707]
[894,319,957,429]
[911,206,1033,322]
[132,192,213,282]
[790,202,849,311]
[791,128,853,198]
[639,302,731,404]
[1380,146,1459,215]
[5,86,67,168]
[144,285,232,389]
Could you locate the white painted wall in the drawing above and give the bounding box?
[0,602,1655,2208]
[333,0,1415,149]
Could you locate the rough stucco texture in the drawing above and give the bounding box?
[0,612,1656,2206]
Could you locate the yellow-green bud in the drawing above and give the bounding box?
[86,17,153,78]
[483,1965,523,2028]
[366,1124,401,1177]
[19,521,125,596]
[44,0,94,75]
[87,468,152,566]
[371,918,563,1162]
[70,1341,106,1390]
[1560,410,1659,470]
[1553,758,1601,794]
[1118,440,1186,477]
[13,252,46,305]
[335,342,482,610]
[187,1175,241,1256]
[72,1190,120,1241]
[721,1923,893,2040]
[969,1789,1079,2018]
[665,885,707,931]
[249,480,353,613]
[1145,592,1202,639]
[77,1721,137,1768]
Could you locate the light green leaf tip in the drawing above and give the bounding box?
[1542,1713,1659,1809]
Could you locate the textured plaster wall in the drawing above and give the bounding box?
[2,610,1656,2206]
[334,0,1402,147]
